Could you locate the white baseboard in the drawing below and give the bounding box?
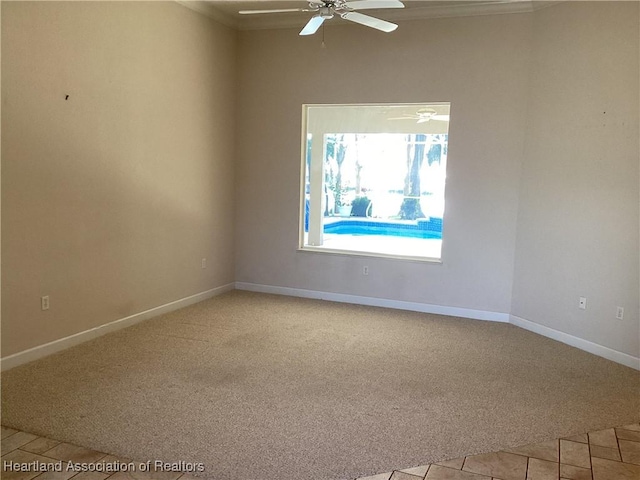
[7,282,635,372]
[235,282,510,323]
[1,283,235,371]
[510,314,640,371]
[235,282,638,370]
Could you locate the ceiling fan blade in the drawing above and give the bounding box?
[300,16,325,36]
[341,12,398,32]
[431,115,450,121]
[344,1,405,10]
[239,8,308,15]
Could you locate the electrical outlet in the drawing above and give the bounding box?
[578,297,587,310]
[362,266,369,276]
[616,306,624,320]
[41,296,50,311]
[201,258,206,269]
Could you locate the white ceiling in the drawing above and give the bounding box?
[178,1,557,30]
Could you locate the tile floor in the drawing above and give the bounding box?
[2,423,640,480]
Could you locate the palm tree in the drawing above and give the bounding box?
[399,133,426,219]
[399,134,445,220]
[327,134,347,210]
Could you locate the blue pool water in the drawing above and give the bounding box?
[324,219,442,239]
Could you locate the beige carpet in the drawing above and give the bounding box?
[2,291,639,480]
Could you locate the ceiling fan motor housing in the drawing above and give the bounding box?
[319,6,335,19]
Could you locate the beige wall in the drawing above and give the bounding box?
[235,13,532,314]
[1,1,237,356]
[3,1,637,362]
[511,2,640,357]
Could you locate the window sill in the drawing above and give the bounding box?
[297,245,443,264]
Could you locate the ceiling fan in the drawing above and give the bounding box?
[239,0,405,36]
[389,108,450,124]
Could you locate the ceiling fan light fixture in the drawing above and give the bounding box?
[240,0,404,36]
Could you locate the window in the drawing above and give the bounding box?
[300,103,450,261]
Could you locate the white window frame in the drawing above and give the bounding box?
[298,103,450,263]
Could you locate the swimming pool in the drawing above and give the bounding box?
[324,219,442,239]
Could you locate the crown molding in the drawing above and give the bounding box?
[375,0,536,22]
[175,1,239,29]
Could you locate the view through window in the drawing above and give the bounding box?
[300,103,450,260]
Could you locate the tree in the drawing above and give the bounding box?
[399,133,427,219]
[327,134,347,209]
[427,142,442,166]
[354,134,363,196]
